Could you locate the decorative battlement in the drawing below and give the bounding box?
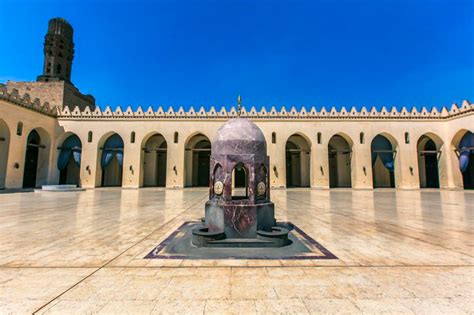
[1,86,472,120]
[57,100,473,121]
[0,87,57,117]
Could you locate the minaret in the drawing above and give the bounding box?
[37,18,74,83]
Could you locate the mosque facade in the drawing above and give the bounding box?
[0,18,472,191]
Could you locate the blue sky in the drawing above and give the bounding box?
[0,0,472,110]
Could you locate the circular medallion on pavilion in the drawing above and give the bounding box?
[214,181,224,195]
[257,181,266,196]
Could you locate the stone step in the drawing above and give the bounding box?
[207,238,275,248]
[35,185,86,192]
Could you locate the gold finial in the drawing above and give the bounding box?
[237,95,242,117]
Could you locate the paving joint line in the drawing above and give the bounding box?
[6,264,470,271]
[31,197,205,314]
[285,195,474,259]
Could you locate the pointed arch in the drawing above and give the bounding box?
[417,133,444,188]
[0,119,10,189]
[22,127,51,188]
[452,129,474,189]
[184,133,211,187]
[232,162,248,199]
[328,133,353,188]
[58,133,82,186]
[97,132,124,187]
[370,133,398,188]
[141,132,167,187]
[285,133,311,187]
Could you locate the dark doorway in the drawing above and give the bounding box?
[101,133,124,187]
[232,162,248,199]
[191,139,211,187]
[58,134,81,186]
[328,135,352,188]
[197,150,210,186]
[23,130,40,188]
[422,139,439,188]
[285,134,310,187]
[186,134,212,187]
[59,158,80,185]
[463,152,474,189]
[102,156,123,187]
[371,134,396,188]
[143,134,167,187]
[285,150,298,187]
[156,145,167,187]
[458,131,474,190]
[235,167,246,188]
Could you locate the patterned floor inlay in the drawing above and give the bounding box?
[145,221,338,260]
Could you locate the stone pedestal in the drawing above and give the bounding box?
[205,200,275,238]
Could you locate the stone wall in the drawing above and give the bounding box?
[5,81,95,111]
[0,87,472,190]
[0,98,61,189]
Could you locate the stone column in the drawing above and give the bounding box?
[269,139,286,188]
[397,141,420,189]
[79,140,98,188]
[437,143,450,189]
[167,140,185,188]
[445,143,464,189]
[4,132,26,189]
[122,141,141,188]
[47,134,61,185]
[352,142,373,189]
[312,136,329,189]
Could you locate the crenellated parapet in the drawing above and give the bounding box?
[57,100,473,121]
[1,85,472,121]
[0,86,58,117]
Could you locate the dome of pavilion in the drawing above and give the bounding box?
[211,118,267,156]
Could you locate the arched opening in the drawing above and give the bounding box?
[285,134,311,187]
[57,134,82,186]
[185,134,211,187]
[232,162,248,199]
[417,135,440,188]
[100,133,124,187]
[142,134,167,187]
[0,120,10,189]
[23,130,41,188]
[234,165,246,188]
[456,131,474,189]
[328,135,352,188]
[371,134,396,188]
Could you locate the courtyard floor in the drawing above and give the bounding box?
[0,188,472,314]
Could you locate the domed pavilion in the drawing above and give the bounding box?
[192,116,289,247]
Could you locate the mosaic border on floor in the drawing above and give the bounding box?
[144,221,338,260]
